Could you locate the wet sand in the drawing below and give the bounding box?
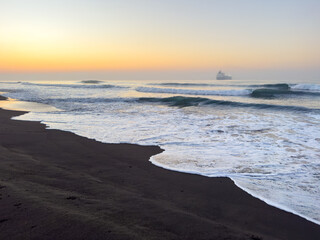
[0,104,320,239]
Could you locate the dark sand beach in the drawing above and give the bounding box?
[1,99,320,239]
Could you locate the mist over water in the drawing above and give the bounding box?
[1,79,320,224]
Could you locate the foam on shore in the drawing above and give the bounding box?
[149,153,320,226]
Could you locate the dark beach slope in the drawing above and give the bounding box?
[0,107,320,240]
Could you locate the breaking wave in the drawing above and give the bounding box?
[22,95,320,113]
[138,96,319,112]
[291,84,320,91]
[251,88,320,99]
[152,82,291,89]
[137,85,320,99]
[136,87,251,96]
[248,83,290,89]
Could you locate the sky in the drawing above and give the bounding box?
[0,0,319,80]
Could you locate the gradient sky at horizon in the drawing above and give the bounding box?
[0,0,319,80]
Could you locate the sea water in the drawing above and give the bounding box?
[0,79,319,224]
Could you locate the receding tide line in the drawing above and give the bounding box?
[149,153,320,226]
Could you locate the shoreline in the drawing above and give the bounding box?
[150,156,320,226]
[9,95,319,225]
[1,98,320,239]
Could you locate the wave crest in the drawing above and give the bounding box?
[81,80,103,84]
[136,87,251,96]
[138,96,319,112]
[249,83,290,89]
[291,84,320,91]
[21,82,126,89]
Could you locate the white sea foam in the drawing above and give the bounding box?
[1,80,320,225]
[136,86,252,96]
[291,83,320,91]
[14,104,320,224]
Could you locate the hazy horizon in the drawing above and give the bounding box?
[1,0,319,81]
[0,68,319,82]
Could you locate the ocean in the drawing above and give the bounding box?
[0,79,319,225]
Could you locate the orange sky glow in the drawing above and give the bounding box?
[0,1,319,79]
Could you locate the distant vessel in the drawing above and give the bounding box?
[216,71,232,80]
